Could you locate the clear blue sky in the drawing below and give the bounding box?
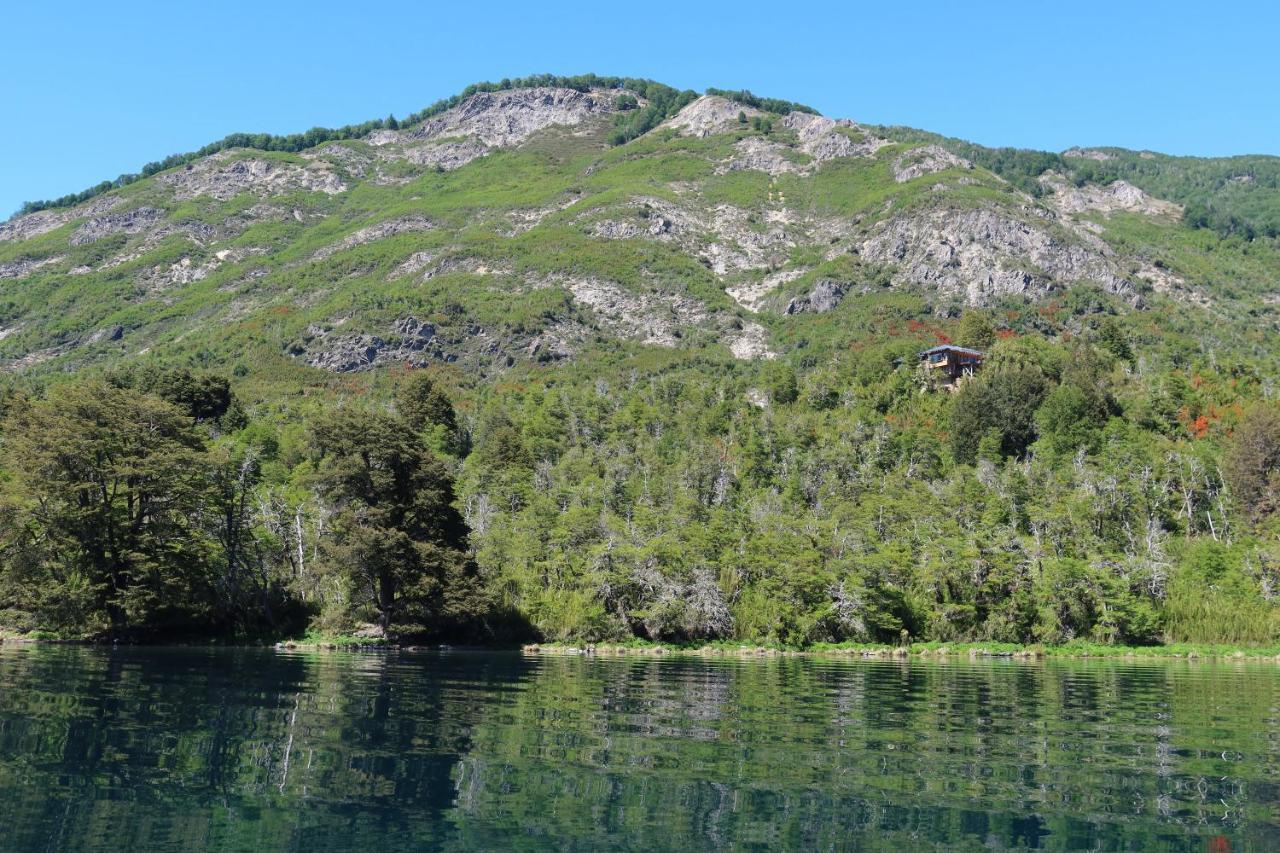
[4,0,1277,217]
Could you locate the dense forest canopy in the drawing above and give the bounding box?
[3,316,1278,646]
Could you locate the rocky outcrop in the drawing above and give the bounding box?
[0,195,122,244]
[312,215,434,260]
[134,247,261,293]
[1063,147,1114,161]
[1040,173,1181,218]
[295,316,443,372]
[727,269,805,312]
[561,277,774,359]
[589,197,795,276]
[719,138,804,175]
[69,206,164,246]
[782,112,888,162]
[857,206,1135,307]
[407,88,617,147]
[892,146,973,182]
[158,154,347,200]
[664,96,762,137]
[0,256,63,280]
[785,279,848,314]
[399,139,489,171]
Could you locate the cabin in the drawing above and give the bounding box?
[919,344,985,388]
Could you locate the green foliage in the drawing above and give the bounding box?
[956,310,995,350]
[704,88,820,116]
[1224,403,1280,522]
[311,406,487,638]
[874,124,1280,240]
[0,381,215,635]
[950,363,1049,462]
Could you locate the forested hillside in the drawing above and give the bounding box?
[2,77,1279,647]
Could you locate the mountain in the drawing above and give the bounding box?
[2,75,1279,647]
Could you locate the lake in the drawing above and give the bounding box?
[0,646,1276,851]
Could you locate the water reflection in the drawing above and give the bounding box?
[0,647,1275,851]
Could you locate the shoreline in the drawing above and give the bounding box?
[5,633,1280,662]
[519,641,1280,662]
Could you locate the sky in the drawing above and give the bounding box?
[3,0,1278,217]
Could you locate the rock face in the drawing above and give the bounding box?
[1040,173,1182,218]
[157,154,347,200]
[892,146,973,182]
[560,277,774,359]
[297,316,442,372]
[782,112,888,162]
[857,206,1135,307]
[720,137,804,175]
[0,256,63,280]
[785,279,848,314]
[1063,147,1114,161]
[0,195,122,244]
[389,139,489,171]
[312,215,434,260]
[409,87,617,147]
[664,96,762,138]
[69,207,164,245]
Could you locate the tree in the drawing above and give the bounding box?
[950,364,1049,463]
[395,371,459,452]
[764,362,799,405]
[956,310,996,350]
[0,381,216,635]
[1224,403,1280,522]
[311,407,485,637]
[1096,317,1133,363]
[1034,384,1103,456]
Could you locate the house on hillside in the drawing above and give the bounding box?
[919,344,985,389]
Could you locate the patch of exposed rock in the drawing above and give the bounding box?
[1135,261,1209,308]
[295,316,447,372]
[1063,147,1114,161]
[135,247,262,293]
[664,96,762,138]
[502,194,584,235]
[857,206,1136,307]
[69,206,164,246]
[561,277,774,359]
[303,143,374,178]
[727,268,805,312]
[312,215,434,260]
[417,254,508,281]
[389,139,490,171]
[406,88,617,147]
[892,146,973,182]
[526,321,589,362]
[1040,173,1181,218]
[0,195,122,244]
[0,255,63,280]
[158,153,347,201]
[588,197,798,276]
[718,138,804,176]
[782,112,888,161]
[785,279,849,314]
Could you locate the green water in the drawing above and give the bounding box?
[0,647,1276,851]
